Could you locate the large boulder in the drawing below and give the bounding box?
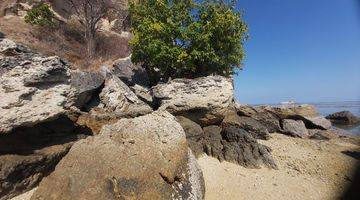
[235,104,281,133]
[281,119,309,138]
[326,111,360,125]
[99,75,153,117]
[32,111,205,200]
[301,116,332,130]
[222,112,270,140]
[203,126,277,169]
[0,39,77,133]
[176,116,205,157]
[152,76,234,126]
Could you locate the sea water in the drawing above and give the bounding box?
[309,101,360,135]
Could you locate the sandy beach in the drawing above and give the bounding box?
[198,133,360,200]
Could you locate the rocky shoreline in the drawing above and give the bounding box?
[1,38,359,200]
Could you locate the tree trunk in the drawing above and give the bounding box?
[85,30,96,58]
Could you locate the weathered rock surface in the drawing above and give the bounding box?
[0,38,39,76]
[152,76,234,126]
[99,75,153,117]
[70,71,104,109]
[203,126,277,169]
[264,104,331,130]
[235,104,281,133]
[112,56,149,86]
[130,84,153,106]
[0,116,89,200]
[0,39,77,133]
[300,116,332,130]
[308,129,339,140]
[176,116,205,157]
[265,104,319,119]
[222,112,270,140]
[76,109,119,135]
[281,119,309,138]
[326,111,360,125]
[203,125,224,161]
[32,111,205,200]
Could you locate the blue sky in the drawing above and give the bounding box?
[233,0,360,104]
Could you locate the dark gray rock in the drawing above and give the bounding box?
[236,104,281,133]
[204,125,277,169]
[326,111,360,125]
[0,32,4,39]
[222,112,270,140]
[71,71,105,109]
[281,119,309,138]
[203,126,224,161]
[176,116,205,157]
[112,56,149,86]
[297,116,332,130]
[176,116,204,138]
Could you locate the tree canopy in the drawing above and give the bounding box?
[129,0,248,84]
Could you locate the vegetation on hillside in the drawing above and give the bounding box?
[25,3,55,27]
[130,0,248,84]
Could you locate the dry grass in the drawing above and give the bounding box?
[0,14,131,71]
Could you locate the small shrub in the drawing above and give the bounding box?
[25,3,55,27]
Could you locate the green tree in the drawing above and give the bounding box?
[129,0,248,84]
[25,3,55,27]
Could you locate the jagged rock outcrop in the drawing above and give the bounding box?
[0,116,90,200]
[222,111,270,140]
[32,111,205,200]
[0,38,96,199]
[235,104,282,133]
[0,38,78,133]
[203,126,277,169]
[99,75,153,117]
[70,71,105,109]
[281,119,309,138]
[176,116,205,157]
[264,104,332,130]
[326,111,360,125]
[152,76,234,126]
[112,56,149,86]
[130,84,153,106]
[0,38,38,76]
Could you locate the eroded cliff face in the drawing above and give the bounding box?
[0,38,99,199]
